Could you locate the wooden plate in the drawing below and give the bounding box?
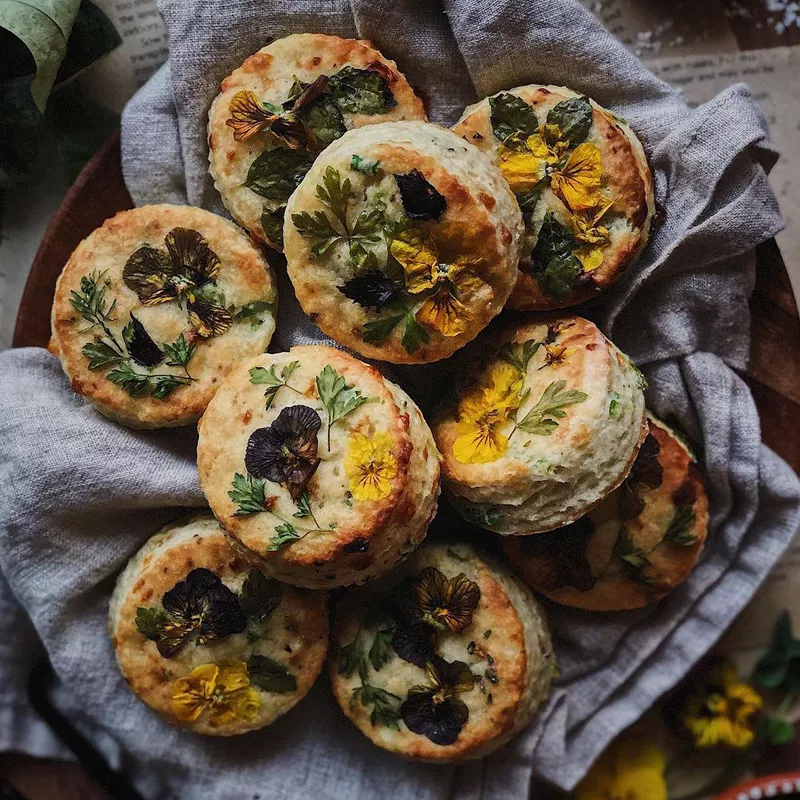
[13,131,800,471]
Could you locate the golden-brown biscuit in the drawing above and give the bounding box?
[208,33,426,249]
[283,121,523,363]
[501,416,708,610]
[453,85,654,310]
[109,515,328,735]
[51,205,277,429]
[197,345,440,588]
[328,542,554,761]
[432,316,648,534]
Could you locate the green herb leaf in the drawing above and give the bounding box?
[614,530,650,571]
[135,606,168,640]
[247,654,297,693]
[516,187,543,212]
[268,522,301,550]
[338,636,363,677]
[351,154,379,174]
[499,339,540,372]
[759,715,796,747]
[228,472,272,516]
[249,361,299,410]
[539,254,583,301]
[489,92,539,147]
[531,212,584,300]
[245,147,314,204]
[316,364,368,447]
[82,340,123,369]
[629,359,648,391]
[239,569,281,623]
[368,623,396,671]
[260,206,286,248]
[663,505,697,546]
[516,380,588,435]
[150,375,184,399]
[291,210,343,256]
[608,392,622,419]
[545,96,593,147]
[106,361,150,396]
[328,66,396,115]
[362,313,403,344]
[401,313,430,355]
[298,92,346,151]
[316,166,351,227]
[351,681,402,729]
[163,333,195,370]
[753,612,800,693]
[293,489,313,519]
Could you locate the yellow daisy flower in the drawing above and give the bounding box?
[345,431,398,501]
[171,662,261,727]
[550,142,603,211]
[575,738,667,800]
[452,363,523,464]
[390,228,484,337]
[682,660,763,749]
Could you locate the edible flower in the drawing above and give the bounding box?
[171,661,261,726]
[575,738,668,800]
[123,227,232,338]
[390,227,484,338]
[245,405,322,502]
[409,566,480,633]
[399,656,475,746]
[344,430,397,501]
[570,196,614,271]
[452,362,523,464]
[549,142,603,211]
[682,659,763,749]
[225,90,306,149]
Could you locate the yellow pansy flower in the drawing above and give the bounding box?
[452,363,523,464]
[570,196,613,272]
[550,142,603,211]
[390,228,484,338]
[171,662,261,727]
[682,660,762,749]
[575,738,667,800]
[498,146,545,193]
[527,132,568,164]
[345,431,398,501]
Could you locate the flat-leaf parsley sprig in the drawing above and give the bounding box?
[315,364,369,450]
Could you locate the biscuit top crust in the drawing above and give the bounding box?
[330,543,550,760]
[502,416,709,611]
[453,84,654,311]
[283,121,522,364]
[435,316,619,496]
[51,205,277,428]
[197,345,417,572]
[111,516,328,735]
[208,34,426,248]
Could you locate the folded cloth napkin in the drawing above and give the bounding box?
[1,0,799,798]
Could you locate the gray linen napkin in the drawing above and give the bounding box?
[1,0,799,797]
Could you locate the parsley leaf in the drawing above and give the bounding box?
[614,530,650,571]
[516,380,588,435]
[163,333,195,371]
[268,522,301,550]
[499,339,540,372]
[228,473,273,516]
[401,312,430,355]
[663,505,697,546]
[362,313,404,344]
[338,636,363,677]
[249,361,300,409]
[291,209,344,256]
[293,489,313,519]
[368,623,396,671]
[316,364,368,449]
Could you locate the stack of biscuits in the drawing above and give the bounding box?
[52,34,708,759]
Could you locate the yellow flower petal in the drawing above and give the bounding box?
[575,739,667,800]
[390,230,438,294]
[551,142,603,211]
[416,284,467,337]
[171,663,219,723]
[498,145,545,193]
[453,421,509,464]
[527,133,564,164]
[226,91,276,142]
[345,431,397,501]
[576,246,604,272]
